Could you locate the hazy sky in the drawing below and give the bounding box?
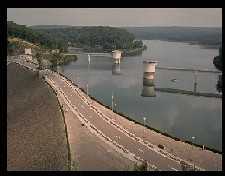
[7,8,222,27]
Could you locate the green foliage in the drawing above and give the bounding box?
[8,22,146,55]
[32,26,144,52]
[133,161,148,171]
[71,160,79,171]
[213,46,222,71]
[63,55,78,65]
[7,21,65,50]
[124,26,222,48]
[132,40,143,48]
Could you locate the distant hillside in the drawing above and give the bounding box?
[29,25,222,49]
[123,26,222,48]
[7,21,66,50]
[30,26,145,53]
[30,25,74,29]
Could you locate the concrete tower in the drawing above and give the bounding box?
[141,60,158,97]
[143,60,158,86]
[112,50,122,64]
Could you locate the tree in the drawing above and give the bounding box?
[213,46,222,71]
[133,161,148,171]
[7,21,62,50]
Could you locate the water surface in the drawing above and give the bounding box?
[59,40,222,151]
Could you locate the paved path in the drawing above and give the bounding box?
[45,72,203,171]
[9,57,222,171]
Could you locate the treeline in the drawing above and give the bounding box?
[213,47,222,71]
[31,26,145,52]
[7,21,66,51]
[8,22,146,55]
[124,26,222,48]
[213,47,222,93]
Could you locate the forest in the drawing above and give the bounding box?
[123,26,222,48]
[31,25,145,52]
[8,22,146,54]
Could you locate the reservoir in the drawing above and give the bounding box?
[59,40,222,151]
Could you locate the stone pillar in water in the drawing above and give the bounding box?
[112,50,122,64]
[141,60,158,97]
[143,60,158,86]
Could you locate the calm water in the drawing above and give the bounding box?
[59,40,222,151]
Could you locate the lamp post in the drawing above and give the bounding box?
[86,83,89,96]
[77,76,79,88]
[191,136,196,170]
[112,91,114,112]
[143,117,146,138]
[87,54,90,96]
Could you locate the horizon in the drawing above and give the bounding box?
[7,8,222,27]
[8,21,222,29]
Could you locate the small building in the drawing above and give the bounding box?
[25,48,32,55]
[51,49,60,54]
[112,50,122,64]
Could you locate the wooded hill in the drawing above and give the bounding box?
[123,26,222,48]
[30,25,145,52]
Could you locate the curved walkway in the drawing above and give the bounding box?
[9,57,222,171]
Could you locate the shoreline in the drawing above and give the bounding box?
[9,59,221,170]
[56,71,222,155]
[141,39,221,49]
[53,70,221,170]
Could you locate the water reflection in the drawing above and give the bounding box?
[216,74,222,93]
[60,40,222,151]
[112,64,121,75]
[141,78,156,97]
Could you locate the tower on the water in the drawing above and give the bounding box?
[141,60,158,97]
[112,50,122,64]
